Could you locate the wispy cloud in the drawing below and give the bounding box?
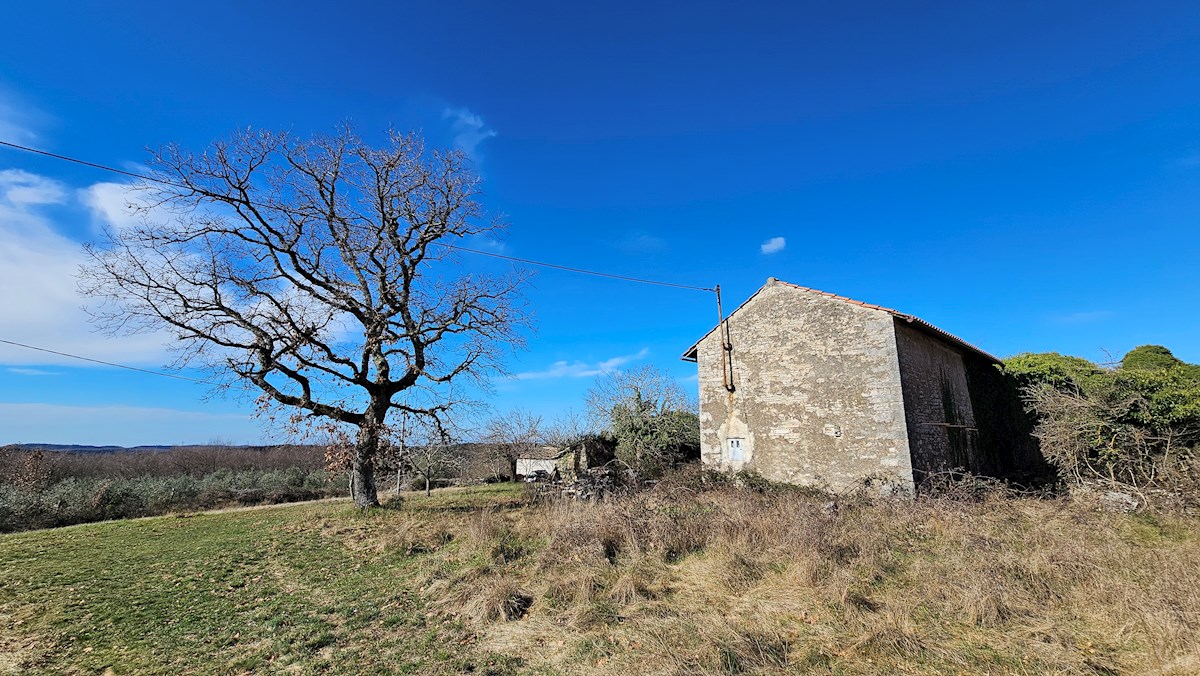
[1048,310,1115,325]
[760,236,786,255]
[515,348,650,380]
[0,171,175,367]
[618,232,668,254]
[0,169,66,207]
[0,87,42,144]
[81,181,142,234]
[443,106,497,159]
[464,235,508,253]
[7,367,60,376]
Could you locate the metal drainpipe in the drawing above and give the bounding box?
[715,285,735,392]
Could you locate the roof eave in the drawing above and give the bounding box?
[896,315,1001,364]
[678,278,1001,366]
[679,281,776,362]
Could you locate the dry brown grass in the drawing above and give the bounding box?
[409,473,1200,675]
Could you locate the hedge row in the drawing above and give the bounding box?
[0,467,346,533]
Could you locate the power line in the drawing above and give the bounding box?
[0,139,716,294]
[0,139,722,387]
[0,140,183,189]
[0,338,211,384]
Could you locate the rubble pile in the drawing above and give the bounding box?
[557,465,638,501]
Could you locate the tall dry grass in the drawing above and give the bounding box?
[411,471,1200,675]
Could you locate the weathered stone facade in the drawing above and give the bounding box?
[683,279,1028,493]
[894,322,978,478]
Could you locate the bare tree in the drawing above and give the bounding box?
[482,408,543,481]
[374,410,413,494]
[79,126,528,507]
[585,365,695,429]
[407,429,463,496]
[541,409,594,449]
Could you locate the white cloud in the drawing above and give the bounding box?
[0,172,175,367]
[465,235,508,253]
[514,348,650,380]
[760,236,786,255]
[443,106,497,158]
[81,181,144,234]
[0,169,66,207]
[7,367,60,376]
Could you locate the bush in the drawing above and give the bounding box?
[1008,348,1200,499]
[0,468,345,533]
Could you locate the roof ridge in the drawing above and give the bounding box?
[773,280,903,315]
[682,278,1000,364]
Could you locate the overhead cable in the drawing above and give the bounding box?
[0,140,184,188]
[0,338,211,384]
[0,139,716,294]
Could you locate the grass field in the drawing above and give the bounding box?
[2,478,1198,675]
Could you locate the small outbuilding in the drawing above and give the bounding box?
[515,446,571,479]
[682,278,1038,494]
[515,437,618,481]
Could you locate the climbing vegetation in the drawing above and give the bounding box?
[1005,346,1200,496]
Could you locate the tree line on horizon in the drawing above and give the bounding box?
[7,123,1192,524]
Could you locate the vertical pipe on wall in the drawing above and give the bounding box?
[715,285,735,392]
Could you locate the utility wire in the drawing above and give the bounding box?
[0,140,720,385]
[0,139,716,293]
[0,140,185,189]
[0,338,211,384]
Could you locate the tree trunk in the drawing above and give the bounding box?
[509,456,519,482]
[352,456,379,507]
[352,425,381,508]
[425,475,431,497]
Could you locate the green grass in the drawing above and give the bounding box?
[0,486,531,675]
[3,479,1200,675]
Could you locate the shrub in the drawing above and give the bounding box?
[0,467,345,533]
[1008,349,1200,499]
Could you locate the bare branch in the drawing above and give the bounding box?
[79,125,530,506]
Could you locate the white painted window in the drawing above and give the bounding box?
[727,437,745,462]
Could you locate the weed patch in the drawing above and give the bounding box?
[3,478,1199,674]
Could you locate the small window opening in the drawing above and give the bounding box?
[727,437,745,462]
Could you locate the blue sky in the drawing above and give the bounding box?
[1,1,1199,446]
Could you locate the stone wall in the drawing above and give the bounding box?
[694,281,914,493]
[893,321,979,479]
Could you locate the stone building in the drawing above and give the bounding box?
[682,278,1037,494]
[515,438,617,481]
